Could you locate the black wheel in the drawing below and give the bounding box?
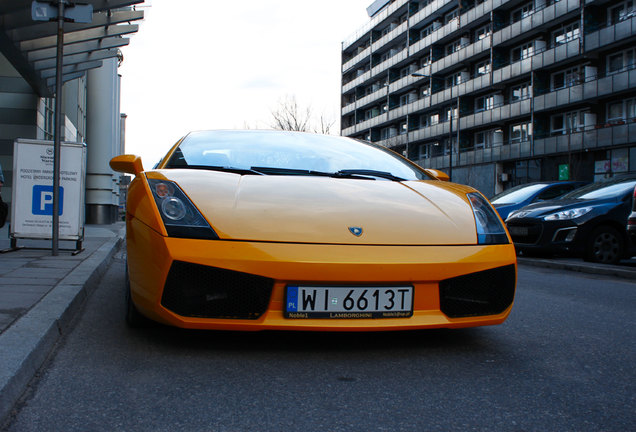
[125,261,151,328]
[586,226,624,264]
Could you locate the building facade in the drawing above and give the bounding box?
[0,0,144,224]
[341,0,636,196]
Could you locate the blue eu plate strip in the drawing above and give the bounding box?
[286,286,298,312]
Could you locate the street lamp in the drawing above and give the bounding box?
[412,72,459,181]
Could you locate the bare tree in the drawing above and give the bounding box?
[270,95,335,134]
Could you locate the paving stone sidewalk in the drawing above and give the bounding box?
[0,222,125,425]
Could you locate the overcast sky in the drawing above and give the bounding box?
[118,0,372,166]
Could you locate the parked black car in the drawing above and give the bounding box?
[628,185,636,247]
[506,175,636,264]
[490,181,587,220]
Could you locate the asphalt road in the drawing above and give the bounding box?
[2,251,635,432]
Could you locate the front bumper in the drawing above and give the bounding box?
[126,218,517,331]
[506,218,586,255]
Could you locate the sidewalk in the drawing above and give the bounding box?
[0,222,125,424]
[0,223,634,425]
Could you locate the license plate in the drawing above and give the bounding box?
[284,285,413,319]
[509,226,529,236]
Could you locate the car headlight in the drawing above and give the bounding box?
[147,178,218,239]
[505,209,527,221]
[543,207,593,221]
[467,192,509,245]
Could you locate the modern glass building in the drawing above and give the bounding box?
[341,0,636,195]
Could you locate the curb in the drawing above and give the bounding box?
[0,231,124,425]
[517,257,636,280]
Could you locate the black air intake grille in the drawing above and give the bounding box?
[161,261,274,319]
[439,265,516,318]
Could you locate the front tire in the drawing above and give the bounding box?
[125,262,151,328]
[586,226,624,264]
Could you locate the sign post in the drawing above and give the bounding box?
[31,0,92,255]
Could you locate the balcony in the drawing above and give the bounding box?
[342,70,372,94]
[370,47,410,77]
[461,98,532,130]
[534,121,636,155]
[371,21,409,55]
[342,46,371,74]
[430,36,491,76]
[492,38,580,86]
[409,15,461,59]
[534,68,636,112]
[585,16,636,52]
[352,87,389,112]
[492,0,581,47]
[342,0,410,51]
[408,0,454,28]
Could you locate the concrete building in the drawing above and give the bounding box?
[0,0,144,223]
[341,0,636,196]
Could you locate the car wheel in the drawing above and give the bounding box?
[125,262,151,328]
[586,226,624,265]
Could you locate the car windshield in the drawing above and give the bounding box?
[560,178,636,200]
[162,130,430,181]
[490,183,550,204]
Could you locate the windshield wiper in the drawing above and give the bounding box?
[250,166,333,177]
[249,166,406,181]
[333,169,406,181]
[171,165,266,175]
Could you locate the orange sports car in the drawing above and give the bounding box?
[110,130,516,331]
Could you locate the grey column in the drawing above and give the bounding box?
[85,58,120,224]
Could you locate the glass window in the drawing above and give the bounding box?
[562,178,636,200]
[445,8,459,24]
[511,82,532,101]
[474,129,501,149]
[551,66,582,90]
[609,1,634,25]
[607,47,636,74]
[607,98,636,121]
[475,23,491,40]
[475,94,497,112]
[510,122,532,143]
[511,2,533,23]
[167,130,430,180]
[491,183,553,204]
[445,40,461,56]
[553,23,579,46]
[446,72,462,87]
[550,110,588,134]
[475,60,491,76]
[511,42,534,62]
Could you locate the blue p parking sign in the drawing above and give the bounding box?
[32,185,63,216]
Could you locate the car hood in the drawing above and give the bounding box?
[152,170,478,245]
[508,197,616,219]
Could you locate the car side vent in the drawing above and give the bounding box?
[439,265,516,318]
[161,261,274,319]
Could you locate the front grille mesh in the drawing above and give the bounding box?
[507,223,542,244]
[439,265,516,318]
[161,261,273,319]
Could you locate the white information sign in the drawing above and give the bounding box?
[11,139,86,240]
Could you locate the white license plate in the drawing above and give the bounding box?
[285,285,413,319]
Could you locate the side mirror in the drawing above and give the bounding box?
[424,168,450,182]
[110,154,144,176]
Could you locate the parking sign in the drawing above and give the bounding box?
[11,139,85,240]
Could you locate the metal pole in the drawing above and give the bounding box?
[456,92,460,176]
[52,0,65,256]
[449,82,453,181]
